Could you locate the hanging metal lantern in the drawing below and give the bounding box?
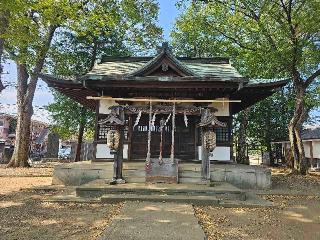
[107,129,120,152]
[203,130,216,151]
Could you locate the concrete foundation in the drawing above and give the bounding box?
[210,164,271,189]
[52,161,271,189]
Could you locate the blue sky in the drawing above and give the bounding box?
[159,0,179,40]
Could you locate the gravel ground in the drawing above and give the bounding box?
[0,164,54,177]
[0,177,52,195]
[195,195,320,240]
[0,165,319,240]
[270,167,320,195]
[196,168,320,240]
[0,165,122,240]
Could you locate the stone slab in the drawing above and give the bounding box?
[99,202,206,240]
[210,163,271,189]
[76,181,245,201]
[46,191,272,208]
[100,194,220,205]
[146,158,178,184]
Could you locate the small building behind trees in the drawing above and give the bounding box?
[274,126,320,170]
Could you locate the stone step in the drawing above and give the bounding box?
[123,171,146,178]
[178,165,201,171]
[178,171,201,178]
[45,192,272,208]
[100,193,220,205]
[124,177,145,183]
[178,177,202,184]
[76,182,246,201]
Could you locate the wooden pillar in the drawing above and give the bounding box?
[159,118,165,164]
[170,102,176,164]
[146,101,152,169]
[93,104,99,161]
[116,131,124,180]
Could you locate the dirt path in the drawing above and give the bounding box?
[101,201,205,240]
[0,166,122,240]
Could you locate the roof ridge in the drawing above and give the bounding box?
[127,43,197,77]
[100,56,230,64]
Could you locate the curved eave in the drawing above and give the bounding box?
[245,78,290,88]
[81,75,249,83]
[40,74,98,110]
[230,79,290,114]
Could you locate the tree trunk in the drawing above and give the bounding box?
[6,25,56,168]
[74,121,85,162]
[265,110,273,166]
[288,84,307,174]
[7,64,32,167]
[236,109,249,164]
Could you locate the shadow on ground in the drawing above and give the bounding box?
[0,181,122,240]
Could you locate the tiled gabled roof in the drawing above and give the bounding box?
[84,42,243,81]
[302,127,320,140]
[86,60,242,80]
[42,43,289,90]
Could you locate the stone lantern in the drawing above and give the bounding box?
[98,107,125,183]
[198,108,226,183]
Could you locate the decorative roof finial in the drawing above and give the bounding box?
[157,42,172,53]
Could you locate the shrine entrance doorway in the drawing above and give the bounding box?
[131,114,196,161]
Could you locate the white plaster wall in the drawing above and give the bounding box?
[210,147,231,161]
[96,144,114,158]
[283,141,320,159]
[209,99,229,116]
[198,146,231,161]
[95,143,128,159]
[313,141,320,159]
[304,142,311,158]
[99,99,118,114]
[123,144,128,159]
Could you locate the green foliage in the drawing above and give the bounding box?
[2,0,162,71]
[45,0,163,140]
[172,0,320,151]
[173,1,320,79]
[2,0,162,140]
[46,27,133,140]
[2,0,81,67]
[46,92,95,140]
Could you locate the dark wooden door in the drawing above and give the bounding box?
[131,114,195,160]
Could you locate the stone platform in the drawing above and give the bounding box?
[76,181,246,201]
[52,161,271,189]
[42,182,272,207]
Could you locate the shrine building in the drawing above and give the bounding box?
[41,43,288,184]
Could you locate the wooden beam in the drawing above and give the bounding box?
[87,96,241,103]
